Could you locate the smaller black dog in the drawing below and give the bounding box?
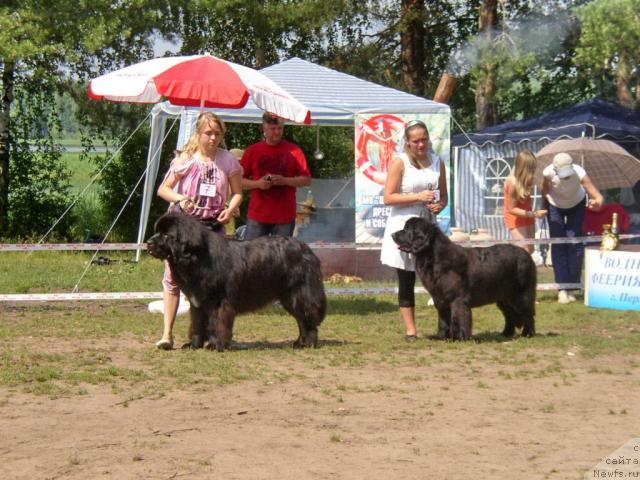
[392,214,536,340]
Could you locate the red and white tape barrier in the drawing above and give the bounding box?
[0,243,146,252]
[0,283,583,303]
[0,292,163,302]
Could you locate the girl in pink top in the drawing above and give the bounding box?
[155,112,243,350]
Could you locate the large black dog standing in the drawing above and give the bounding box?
[147,212,326,351]
[392,214,536,340]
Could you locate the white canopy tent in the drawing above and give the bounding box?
[136,57,450,257]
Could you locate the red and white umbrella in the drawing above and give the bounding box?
[88,53,311,124]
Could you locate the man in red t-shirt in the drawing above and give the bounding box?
[241,113,312,239]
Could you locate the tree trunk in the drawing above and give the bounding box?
[400,0,425,96]
[616,57,635,109]
[475,0,498,129]
[475,64,496,129]
[0,62,14,234]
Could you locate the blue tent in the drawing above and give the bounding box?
[453,98,640,147]
[452,99,640,240]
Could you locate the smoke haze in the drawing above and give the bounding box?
[447,11,578,76]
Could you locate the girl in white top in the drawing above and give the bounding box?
[380,120,448,342]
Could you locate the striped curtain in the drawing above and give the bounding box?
[453,140,551,240]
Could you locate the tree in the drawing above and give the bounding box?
[0,1,176,236]
[400,0,426,95]
[7,86,72,238]
[493,9,591,122]
[575,0,640,108]
[0,2,60,233]
[458,1,591,128]
[474,0,499,129]
[173,0,365,67]
[324,0,479,104]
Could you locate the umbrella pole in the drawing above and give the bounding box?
[582,152,587,206]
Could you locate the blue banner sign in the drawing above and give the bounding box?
[585,246,640,311]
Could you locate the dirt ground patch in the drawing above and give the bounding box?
[1,334,639,480]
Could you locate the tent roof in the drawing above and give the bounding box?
[154,57,449,126]
[453,98,640,147]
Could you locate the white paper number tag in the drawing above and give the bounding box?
[199,183,217,197]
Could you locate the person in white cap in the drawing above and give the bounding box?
[542,152,603,304]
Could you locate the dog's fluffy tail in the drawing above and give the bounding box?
[515,254,538,321]
[283,244,327,328]
[304,254,327,325]
[517,254,537,286]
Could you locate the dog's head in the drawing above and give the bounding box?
[146,212,205,261]
[392,215,438,254]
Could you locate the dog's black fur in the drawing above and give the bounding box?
[392,214,536,340]
[147,212,326,351]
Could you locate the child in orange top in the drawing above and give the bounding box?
[503,150,547,253]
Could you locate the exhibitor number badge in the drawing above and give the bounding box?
[199,182,217,197]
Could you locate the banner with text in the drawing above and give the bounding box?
[585,247,640,311]
[354,113,451,245]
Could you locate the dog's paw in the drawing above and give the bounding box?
[190,335,205,349]
[428,333,447,341]
[521,327,536,338]
[452,328,471,341]
[293,339,315,349]
[459,331,472,341]
[293,333,318,349]
[203,334,218,350]
[209,337,231,352]
[502,327,516,338]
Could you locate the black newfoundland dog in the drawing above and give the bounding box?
[147,212,326,351]
[392,214,536,340]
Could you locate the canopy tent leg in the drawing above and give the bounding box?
[135,111,169,262]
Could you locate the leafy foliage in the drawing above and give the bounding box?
[7,87,73,239]
[1,0,178,238]
[451,1,601,128]
[90,122,178,242]
[175,0,369,67]
[574,0,640,107]
[286,126,355,179]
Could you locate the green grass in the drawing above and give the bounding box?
[1,295,638,398]
[54,136,113,148]
[59,152,108,240]
[1,253,640,397]
[61,152,100,193]
[0,251,161,294]
[0,253,559,298]
[54,136,83,146]
[62,152,96,191]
